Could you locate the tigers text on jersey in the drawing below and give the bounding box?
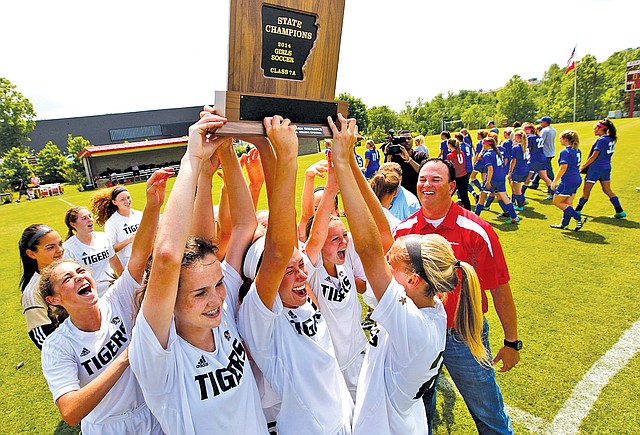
[303,234,368,396]
[239,287,354,435]
[353,279,446,434]
[104,209,142,267]
[41,269,161,434]
[129,262,268,435]
[62,232,115,296]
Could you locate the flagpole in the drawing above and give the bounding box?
[573,45,577,122]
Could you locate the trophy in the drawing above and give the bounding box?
[215,0,348,138]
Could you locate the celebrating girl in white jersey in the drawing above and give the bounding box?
[128,109,268,435]
[62,206,121,296]
[39,169,171,435]
[90,186,142,268]
[328,113,489,434]
[303,160,367,400]
[19,224,65,349]
[238,116,353,435]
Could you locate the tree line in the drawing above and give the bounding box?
[1,46,638,190]
[340,47,640,143]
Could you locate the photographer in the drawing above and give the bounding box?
[384,129,428,196]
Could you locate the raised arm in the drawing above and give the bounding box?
[329,114,392,301]
[304,157,339,264]
[218,140,258,275]
[126,167,173,283]
[347,143,394,254]
[141,111,227,348]
[191,152,220,243]
[298,159,328,241]
[254,116,299,310]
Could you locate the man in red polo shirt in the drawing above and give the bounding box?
[394,158,520,435]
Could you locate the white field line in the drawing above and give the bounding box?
[57,198,75,207]
[437,319,640,433]
[545,318,640,435]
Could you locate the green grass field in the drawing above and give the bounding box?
[1,118,639,434]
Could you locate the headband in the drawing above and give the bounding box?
[111,186,128,200]
[403,236,430,283]
[27,225,54,248]
[243,236,266,281]
[596,122,608,130]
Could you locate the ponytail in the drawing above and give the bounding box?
[454,261,491,367]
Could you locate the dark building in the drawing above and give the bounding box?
[26,106,202,153]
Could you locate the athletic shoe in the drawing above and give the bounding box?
[472,192,479,203]
[514,205,524,211]
[575,217,587,231]
[550,224,567,229]
[613,211,627,219]
[508,217,521,224]
[498,211,510,218]
[524,199,529,205]
[544,195,554,200]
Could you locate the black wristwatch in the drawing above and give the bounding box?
[503,339,523,351]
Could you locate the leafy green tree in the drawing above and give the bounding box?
[497,75,537,124]
[0,146,32,191]
[0,78,36,155]
[36,142,67,183]
[337,92,369,134]
[367,105,399,137]
[67,134,91,173]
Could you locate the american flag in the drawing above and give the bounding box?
[565,45,576,76]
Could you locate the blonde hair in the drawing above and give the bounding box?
[389,234,490,366]
[414,135,425,147]
[559,130,580,149]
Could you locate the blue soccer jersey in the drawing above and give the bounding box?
[590,135,615,170]
[364,148,381,178]
[527,135,546,164]
[501,140,513,167]
[510,144,529,179]
[558,146,582,182]
[483,149,507,183]
[440,140,449,157]
[461,141,474,173]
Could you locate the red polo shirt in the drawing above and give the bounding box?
[393,203,510,328]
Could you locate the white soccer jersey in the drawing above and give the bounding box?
[104,209,142,267]
[63,232,115,297]
[41,269,161,435]
[353,279,447,435]
[21,272,50,331]
[129,262,268,435]
[303,234,367,397]
[238,287,354,435]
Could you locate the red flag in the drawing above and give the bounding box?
[564,45,576,76]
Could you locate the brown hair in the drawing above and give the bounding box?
[39,259,76,324]
[559,130,580,149]
[369,171,400,202]
[64,206,89,240]
[89,186,127,226]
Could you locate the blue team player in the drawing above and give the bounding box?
[576,118,626,219]
[474,135,519,223]
[500,128,513,170]
[550,130,585,230]
[508,130,530,210]
[523,123,553,196]
[468,130,489,200]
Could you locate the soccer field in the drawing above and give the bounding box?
[1,118,639,434]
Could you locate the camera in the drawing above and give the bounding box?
[386,136,407,155]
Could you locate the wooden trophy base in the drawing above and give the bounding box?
[214,91,348,138]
